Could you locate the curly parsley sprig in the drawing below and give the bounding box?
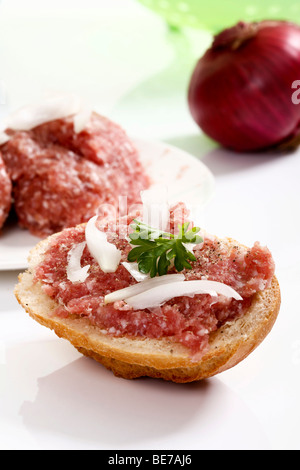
[127,219,203,278]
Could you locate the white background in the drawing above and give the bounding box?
[0,0,300,450]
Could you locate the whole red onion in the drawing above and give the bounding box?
[188,21,300,152]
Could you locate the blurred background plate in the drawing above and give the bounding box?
[0,217,40,271]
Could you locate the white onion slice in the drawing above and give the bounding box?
[66,242,90,283]
[0,92,92,145]
[0,130,10,145]
[85,216,121,273]
[124,280,242,310]
[73,101,92,133]
[104,273,185,304]
[141,185,170,232]
[122,262,150,282]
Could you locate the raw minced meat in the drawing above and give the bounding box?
[34,205,275,358]
[0,153,12,230]
[1,112,150,237]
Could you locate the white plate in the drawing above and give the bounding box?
[0,138,215,271]
[0,218,40,270]
[134,138,215,208]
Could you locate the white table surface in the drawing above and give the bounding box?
[0,0,300,451]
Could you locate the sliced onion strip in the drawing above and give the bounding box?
[104,273,185,304]
[122,261,150,282]
[0,93,92,145]
[106,279,242,309]
[85,216,121,273]
[66,242,90,283]
[141,185,170,232]
[73,101,92,133]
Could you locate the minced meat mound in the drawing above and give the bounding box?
[34,205,275,359]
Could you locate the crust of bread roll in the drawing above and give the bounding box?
[14,233,281,383]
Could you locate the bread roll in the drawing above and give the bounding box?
[15,224,281,383]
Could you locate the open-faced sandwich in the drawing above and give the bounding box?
[15,189,281,382]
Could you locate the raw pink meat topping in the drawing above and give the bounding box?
[1,113,150,237]
[34,206,275,358]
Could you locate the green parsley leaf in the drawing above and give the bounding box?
[127,219,203,277]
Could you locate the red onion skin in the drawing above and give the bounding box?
[188,21,300,152]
